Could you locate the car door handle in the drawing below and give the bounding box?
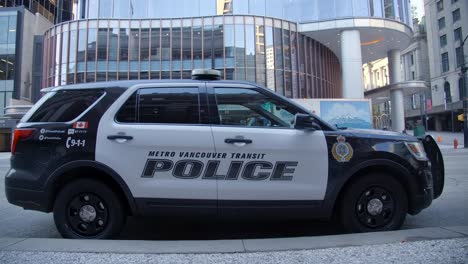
[107,135,133,140]
[224,138,253,144]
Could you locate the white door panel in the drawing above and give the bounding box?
[212,126,328,201]
[97,124,216,199]
[95,84,216,200]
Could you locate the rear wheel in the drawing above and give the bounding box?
[53,178,126,239]
[339,173,407,233]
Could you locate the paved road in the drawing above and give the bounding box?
[1,148,467,240]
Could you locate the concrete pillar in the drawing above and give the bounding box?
[390,87,405,133]
[388,49,405,132]
[367,63,374,90]
[341,30,363,99]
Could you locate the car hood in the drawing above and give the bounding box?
[338,128,418,141]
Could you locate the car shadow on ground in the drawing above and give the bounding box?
[117,217,342,240]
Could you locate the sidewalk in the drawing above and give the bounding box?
[0,226,467,264]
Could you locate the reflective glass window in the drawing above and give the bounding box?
[193,26,203,68]
[371,0,384,17]
[384,0,395,19]
[255,25,266,87]
[7,15,16,44]
[86,29,97,62]
[265,26,274,90]
[245,25,255,82]
[213,25,224,69]
[172,26,182,73]
[88,0,98,18]
[214,87,299,127]
[137,87,200,124]
[336,0,353,17]
[161,27,171,71]
[77,29,87,62]
[318,0,335,20]
[109,28,119,61]
[150,27,161,61]
[97,28,108,60]
[235,24,245,79]
[28,90,104,122]
[99,0,112,17]
[182,26,192,69]
[55,33,61,77]
[353,0,370,16]
[131,0,148,18]
[140,28,150,61]
[452,9,460,22]
[114,0,129,17]
[129,28,140,61]
[224,24,235,68]
[0,16,8,44]
[203,25,213,69]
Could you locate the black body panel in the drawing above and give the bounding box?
[421,135,445,199]
[321,129,434,216]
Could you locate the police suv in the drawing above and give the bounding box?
[5,70,444,239]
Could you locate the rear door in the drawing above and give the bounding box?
[96,83,217,205]
[207,84,329,203]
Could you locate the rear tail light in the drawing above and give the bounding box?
[11,128,36,155]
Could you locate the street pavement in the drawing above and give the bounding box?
[0,134,467,240]
[0,238,467,264]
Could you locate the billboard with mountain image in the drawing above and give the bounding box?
[320,100,372,129]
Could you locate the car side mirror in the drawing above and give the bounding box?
[294,113,321,131]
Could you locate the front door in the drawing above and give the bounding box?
[208,85,329,202]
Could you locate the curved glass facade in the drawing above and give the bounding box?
[82,0,412,27]
[43,16,342,98]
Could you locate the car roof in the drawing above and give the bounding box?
[42,79,262,92]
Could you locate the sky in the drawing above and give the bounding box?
[411,0,425,20]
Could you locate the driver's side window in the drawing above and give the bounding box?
[214,87,297,128]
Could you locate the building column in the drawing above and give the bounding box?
[367,63,374,90]
[388,49,405,133]
[341,30,363,99]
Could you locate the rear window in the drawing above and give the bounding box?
[28,90,104,122]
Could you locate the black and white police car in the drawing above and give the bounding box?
[5,69,444,239]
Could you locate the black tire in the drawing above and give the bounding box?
[53,178,126,239]
[339,173,408,233]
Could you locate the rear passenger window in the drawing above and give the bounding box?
[116,87,200,124]
[28,90,104,122]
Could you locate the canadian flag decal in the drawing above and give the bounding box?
[73,121,88,129]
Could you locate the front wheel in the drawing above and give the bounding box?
[53,178,126,239]
[339,173,408,233]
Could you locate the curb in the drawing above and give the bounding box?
[0,226,467,254]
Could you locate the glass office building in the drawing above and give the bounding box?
[42,0,413,98]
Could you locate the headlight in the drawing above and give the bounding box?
[405,142,428,161]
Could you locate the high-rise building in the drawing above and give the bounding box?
[43,0,414,99]
[0,1,74,150]
[424,0,467,131]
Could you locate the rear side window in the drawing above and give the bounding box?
[28,90,104,122]
[116,87,200,124]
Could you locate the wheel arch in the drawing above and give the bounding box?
[325,159,420,217]
[44,160,138,215]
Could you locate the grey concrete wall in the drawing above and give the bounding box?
[16,10,52,104]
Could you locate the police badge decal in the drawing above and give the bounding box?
[331,135,354,162]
